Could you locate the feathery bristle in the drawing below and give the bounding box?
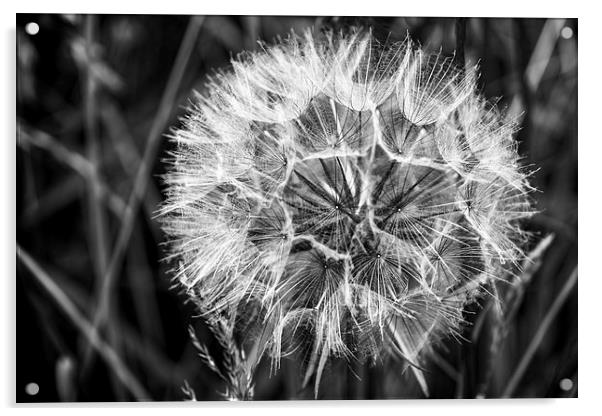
[159,27,535,396]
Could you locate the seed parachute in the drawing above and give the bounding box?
[159,27,534,396]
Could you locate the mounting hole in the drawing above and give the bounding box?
[25,382,39,396]
[25,22,40,36]
[561,26,573,40]
[559,378,573,391]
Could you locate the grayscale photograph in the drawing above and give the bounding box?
[16,14,578,402]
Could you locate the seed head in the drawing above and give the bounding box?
[159,28,534,394]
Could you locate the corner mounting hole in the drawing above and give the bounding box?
[25,382,39,396]
[25,22,40,36]
[561,26,573,40]
[559,378,573,391]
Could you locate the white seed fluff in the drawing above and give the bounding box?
[159,28,534,393]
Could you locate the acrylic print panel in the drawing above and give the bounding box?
[16,14,577,401]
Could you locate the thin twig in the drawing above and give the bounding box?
[502,266,577,398]
[90,16,205,337]
[16,245,151,400]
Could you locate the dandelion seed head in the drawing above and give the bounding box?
[159,27,534,392]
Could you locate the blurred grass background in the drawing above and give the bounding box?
[16,15,577,401]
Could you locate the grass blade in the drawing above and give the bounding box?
[502,266,577,398]
[17,245,151,400]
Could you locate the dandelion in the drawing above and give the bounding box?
[159,27,534,397]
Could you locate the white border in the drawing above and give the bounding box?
[9,0,581,17]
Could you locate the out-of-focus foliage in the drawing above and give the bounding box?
[16,15,577,401]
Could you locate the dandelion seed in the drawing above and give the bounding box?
[159,27,534,397]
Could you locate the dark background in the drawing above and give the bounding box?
[16,15,577,401]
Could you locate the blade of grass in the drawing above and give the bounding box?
[79,18,125,395]
[77,18,124,398]
[126,222,165,345]
[39,265,188,385]
[525,18,565,92]
[20,175,125,227]
[88,15,204,348]
[501,266,577,398]
[82,14,109,284]
[242,16,261,50]
[471,234,555,357]
[17,125,127,217]
[18,124,96,178]
[504,234,556,325]
[99,97,163,242]
[429,348,459,381]
[17,245,151,400]
[455,17,467,70]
